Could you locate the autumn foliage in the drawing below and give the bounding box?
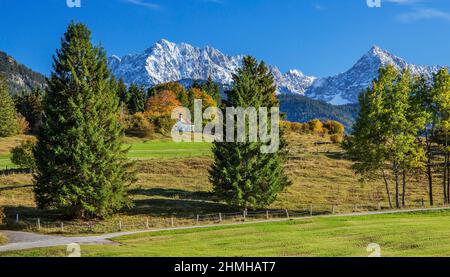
[145,90,182,118]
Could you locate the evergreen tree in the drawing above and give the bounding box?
[0,75,19,137]
[201,76,221,104]
[34,23,135,219]
[209,56,290,209]
[127,84,146,114]
[116,78,129,106]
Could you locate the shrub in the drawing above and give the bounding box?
[308,119,324,134]
[125,112,155,138]
[11,139,37,169]
[323,120,345,135]
[152,116,177,135]
[282,121,303,133]
[330,133,344,144]
[16,114,30,134]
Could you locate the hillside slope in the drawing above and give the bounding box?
[279,94,359,129]
[0,51,46,95]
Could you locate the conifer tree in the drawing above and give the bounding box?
[209,56,290,209]
[116,78,129,107]
[14,88,44,134]
[0,75,19,137]
[127,84,146,114]
[34,23,134,219]
[202,76,221,104]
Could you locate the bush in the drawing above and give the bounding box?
[16,114,30,134]
[152,116,177,135]
[11,139,36,169]
[125,112,155,138]
[323,120,345,135]
[330,133,344,144]
[308,119,324,134]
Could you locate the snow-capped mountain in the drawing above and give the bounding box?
[109,39,316,96]
[109,39,242,87]
[109,40,442,105]
[305,46,441,104]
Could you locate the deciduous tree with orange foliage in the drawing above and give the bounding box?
[145,90,182,118]
[145,90,182,133]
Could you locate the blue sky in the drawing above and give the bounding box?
[1,0,449,77]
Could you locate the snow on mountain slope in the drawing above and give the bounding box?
[306,46,441,104]
[109,39,315,96]
[109,39,243,87]
[109,41,442,105]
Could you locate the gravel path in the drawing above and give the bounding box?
[1,206,450,253]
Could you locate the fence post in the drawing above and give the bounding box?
[243,210,246,222]
[119,221,122,231]
[146,218,149,229]
[266,210,269,220]
[37,218,41,230]
[309,204,313,216]
[61,222,64,232]
[285,209,290,219]
[196,214,199,225]
[219,213,222,222]
[16,213,19,223]
[171,216,174,227]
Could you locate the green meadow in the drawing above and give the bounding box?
[3,210,450,257]
[0,138,212,170]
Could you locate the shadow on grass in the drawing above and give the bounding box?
[324,151,347,160]
[128,188,214,201]
[0,205,65,231]
[0,185,33,192]
[125,198,234,216]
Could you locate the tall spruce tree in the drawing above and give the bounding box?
[34,23,134,219]
[0,75,19,137]
[209,56,290,209]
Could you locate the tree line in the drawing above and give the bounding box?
[345,65,450,208]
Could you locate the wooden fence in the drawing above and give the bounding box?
[3,202,444,235]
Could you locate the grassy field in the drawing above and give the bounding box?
[0,132,443,234]
[0,135,33,170]
[0,136,212,170]
[3,210,450,257]
[124,139,211,159]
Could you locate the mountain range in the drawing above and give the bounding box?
[0,40,444,129]
[108,39,443,105]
